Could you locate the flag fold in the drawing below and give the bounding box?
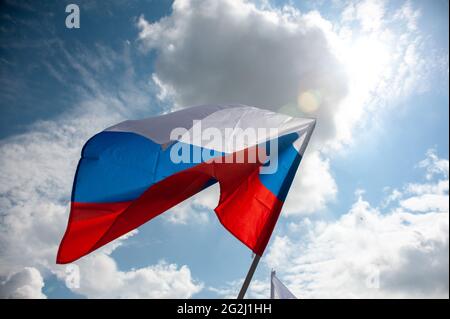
[57,104,315,263]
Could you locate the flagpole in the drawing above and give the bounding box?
[236,119,316,300]
[270,269,275,299]
[237,254,261,299]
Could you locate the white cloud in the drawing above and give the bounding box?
[137,0,347,220]
[333,0,446,146]
[136,0,440,223]
[355,0,385,32]
[267,199,448,298]
[0,267,46,299]
[137,0,349,147]
[264,236,294,271]
[163,183,220,224]
[1,0,445,299]
[0,44,202,298]
[265,149,449,298]
[283,151,337,216]
[400,194,448,213]
[152,73,176,102]
[418,148,449,180]
[73,256,202,298]
[394,1,421,31]
[391,149,449,214]
[138,0,435,149]
[341,3,355,23]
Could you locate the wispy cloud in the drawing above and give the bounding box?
[0,42,202,298]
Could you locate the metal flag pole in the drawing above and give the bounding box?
[270,269,275,299]
[237,254,261,299]
[236,119,316,300]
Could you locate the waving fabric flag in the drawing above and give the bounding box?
[270,270,297,299]
[57,104,315,264]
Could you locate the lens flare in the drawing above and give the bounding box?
[297,90,321,113]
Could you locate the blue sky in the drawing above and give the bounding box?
[0,0,448,299]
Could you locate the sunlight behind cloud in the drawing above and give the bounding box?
[344,36,391,96]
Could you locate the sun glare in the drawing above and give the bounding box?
[344,36,392,91]
[295,33,393,118]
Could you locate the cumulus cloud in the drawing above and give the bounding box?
[137,0,348,218]
[0,44,202,298]
[138,0,439,145]
[265,149,449,298]
[136,0,440,220]
[0,267,46,299]
[0,0,445,299]
[73,256,202,298]
[137,0,348,146]
[283,151,337,215]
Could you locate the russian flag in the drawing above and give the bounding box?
[57,104,315,263]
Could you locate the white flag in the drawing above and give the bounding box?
[270,271,297,299]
